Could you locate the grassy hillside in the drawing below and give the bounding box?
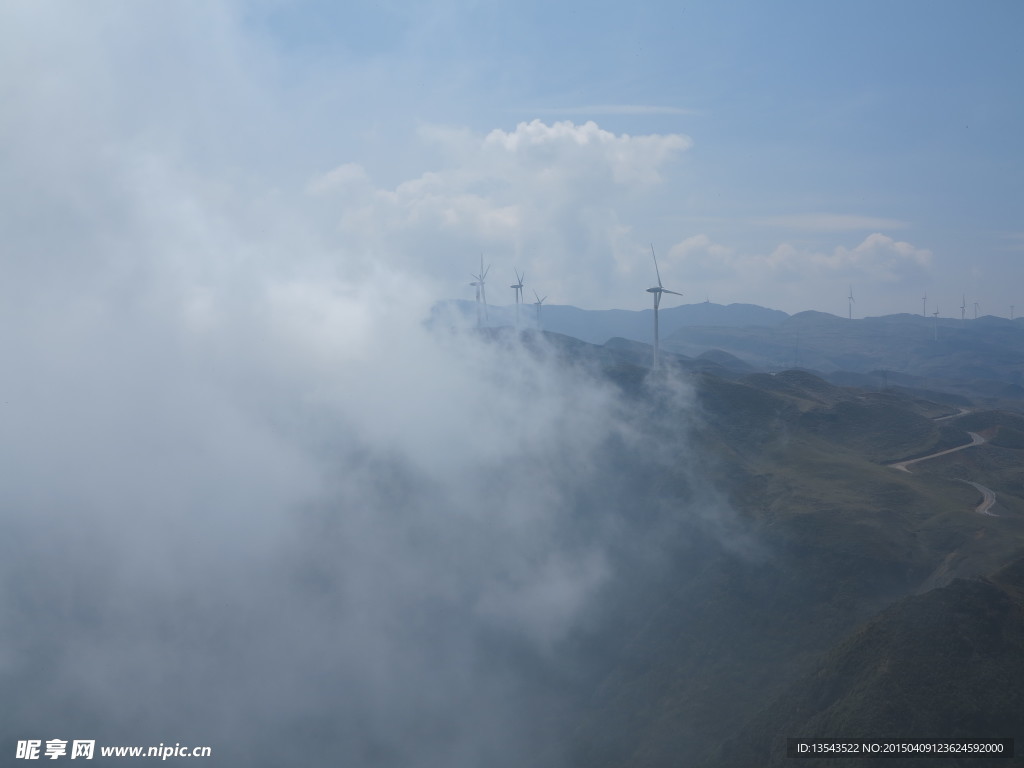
[708,573,1024,767]
[560,361,1024,768]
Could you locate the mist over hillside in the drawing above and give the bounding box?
[2,267,748,766]
[433,299,789,345]
[10,279,1024,766]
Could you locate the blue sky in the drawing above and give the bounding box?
[3,0,1022,318]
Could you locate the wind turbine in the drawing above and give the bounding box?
[848,285,855,320]
[510,268,525,328]
[922,293,927,318]
[932,307,940,341]
[647,245,683,368]
[974,301,980,319]
[469,256,490,326]
[1012,305,1016,321]
[533,290,546,330]
[960,294,966,323]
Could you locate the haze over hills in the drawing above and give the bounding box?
[435,300,1024,403]
[433,299,789,345]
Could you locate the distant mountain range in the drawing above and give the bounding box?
[433,299,789,345]
[432,300,1024,402]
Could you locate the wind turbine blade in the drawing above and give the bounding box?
[663,289,683,296]
[651,244,663,288]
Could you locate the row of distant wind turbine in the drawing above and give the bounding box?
[921,292,991,319]
[846,291,1013,323]
[469,256,546,330]
[469,246,682,369]
[913,293,1019,341]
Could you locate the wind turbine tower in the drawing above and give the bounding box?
[646,245,683,369]
[932,308,940,341]
[469,256,490,327]
[533,290,546,330]
[961,294,966,323]
[922,293,927,318]
[974,301,980,319]
[510,268,525,328]
[848,285,855,320]
[469,280,482,327]
[1012,305,1016,321]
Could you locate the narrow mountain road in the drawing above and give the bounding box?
[959,480,999,516]
[886,430,1000,517]
[933,407,973,423]
[888,432,987,473]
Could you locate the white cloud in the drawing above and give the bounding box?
[479,119,691,186]
[651,232,934,312]
[311,119,692,307]
[801,233,933,281]
[669,232,931,283]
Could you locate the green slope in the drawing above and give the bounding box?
[708,572,1024,768]
[563,364,1024,768]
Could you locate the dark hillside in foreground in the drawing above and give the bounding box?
[708,571,1024,767]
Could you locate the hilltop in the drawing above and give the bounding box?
[431,299,788,345]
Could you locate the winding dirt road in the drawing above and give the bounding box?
[959,480,999,516]
[888,431,987,472]
[886,430,999,516]
[933,407,973,423]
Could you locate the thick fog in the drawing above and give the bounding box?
[2,212,714,765]
[0,6,744,766]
